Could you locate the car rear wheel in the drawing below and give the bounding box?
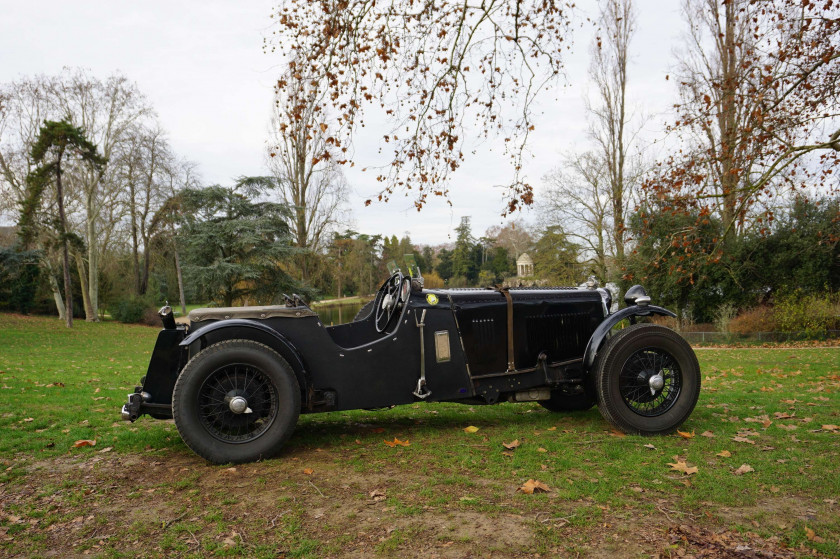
[172,340,300,464]
[594,324,700,435]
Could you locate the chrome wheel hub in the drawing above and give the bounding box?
[228,395,252,414]
[648,373,664,396]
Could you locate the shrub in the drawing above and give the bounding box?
[729,306,778,335]
[111,297,149,324]
[773,290,840,338]
[141,307,163,327]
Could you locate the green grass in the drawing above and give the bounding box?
[0,313,839,557]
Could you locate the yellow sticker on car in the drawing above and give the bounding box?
[426,294,439,305]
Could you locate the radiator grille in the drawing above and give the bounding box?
[525,312,592,358]
[472,318,496,346]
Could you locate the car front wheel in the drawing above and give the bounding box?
[594,324,700,435]
[172,339,300,464]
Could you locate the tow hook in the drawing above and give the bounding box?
[121,389,150,422]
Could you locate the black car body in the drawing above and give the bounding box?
[122,272,700,463]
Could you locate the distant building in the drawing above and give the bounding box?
[516,253,534,277]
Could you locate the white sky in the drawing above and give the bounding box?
[0,0,685,245]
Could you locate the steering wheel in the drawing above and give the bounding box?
[374,271,407,333]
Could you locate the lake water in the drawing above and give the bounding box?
[314,300,367,325]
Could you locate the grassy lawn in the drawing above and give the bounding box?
[0,313,838,558]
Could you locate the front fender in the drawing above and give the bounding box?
[181,319,310,396]
[583,305,677,370]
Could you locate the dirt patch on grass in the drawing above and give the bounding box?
[0,450,814,558]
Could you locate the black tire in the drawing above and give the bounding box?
[539,387,596,412]
[594,324,700,435]
[353,299,376,322]
[172,339,300,464]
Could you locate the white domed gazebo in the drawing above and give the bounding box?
[516,253,534,277]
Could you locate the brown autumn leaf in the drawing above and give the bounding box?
[733,464,755,475]
[463,426,479,433]
[716,450,731,457]
[369,488,386,502]
[676,430,695,439]
[303,468,314,475]
[502,439,520,450]
[383,437,410,447]
[319,122,328,132]
[667,460,698,476]
[773,411,794,420]
[518,479,550,494]
[72,440,96,448]
[821,424,839,432]
[732,436,756,444]
[643,443,657,450]
[610,429,626,438]
[700,431,715,438]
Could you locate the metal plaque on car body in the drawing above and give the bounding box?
[434,331,451,363]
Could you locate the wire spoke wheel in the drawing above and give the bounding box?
[173,340,300,463]
[197,364,279,443]
[618,348,681,417]
[594,324,700,435]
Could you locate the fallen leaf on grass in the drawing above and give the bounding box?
[773,411,795,420]
[700,431,715,438]
[643,443,656,450]
[667,460,698,476]
[537,447,548,453]
[303,468,314,475]
[805,526,825,543]
[677,430,695,439]
[369,489,386,502]
[518,479,550,494]
[822,424,839,432]
[732,436,755,445]
[23,418,34,423]
[383,438,409,447]
[97,447,112,453]
[716,450,731,457]
[463,426,479,433]
[547,426,557,431]
[72,440,96,448]
[222,532,240,546]
[502,439,520,450]
[610,429,626,438]
[733,464,755,475]
[223,467,237,473]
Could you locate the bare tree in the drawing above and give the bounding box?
[542,0,642,283]
[543,153,612,281]
[648,0,840,247]
[119,124,171,296]
[267,69,348,281]
[51,69,153,319]
[587,0,638,264]
[269,0,576,214]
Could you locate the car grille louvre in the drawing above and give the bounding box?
[472,318,496,347]
[526,312,591,360]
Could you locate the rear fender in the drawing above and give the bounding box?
[583,306,677,370]
[180,319,310,403]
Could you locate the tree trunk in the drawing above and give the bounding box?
[46,262,65,320]
[86,197,100,320]
[55,160,73,328]
[718,0,739,244]
[74,251,95,320]
[174,249,187,315]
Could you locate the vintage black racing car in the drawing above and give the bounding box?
[121,264,700,464]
